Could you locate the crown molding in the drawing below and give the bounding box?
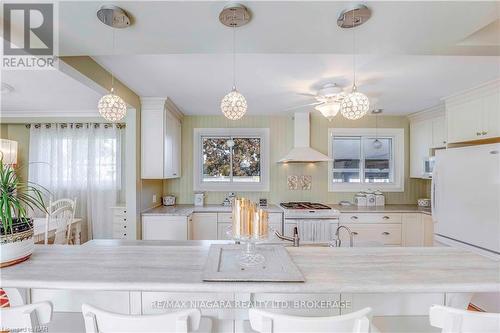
[408,103,445,122]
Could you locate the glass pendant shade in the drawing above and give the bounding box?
[315,102,341,121]
[340,86,370,120]
[98,89,127,122]
[221,87,247,120]
[372,138,383,149]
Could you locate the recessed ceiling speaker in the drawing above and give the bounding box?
[97,5,131,28]
[219,3,251,27]
[337,4,371,28]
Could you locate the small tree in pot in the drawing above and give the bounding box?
[0,159,47,267]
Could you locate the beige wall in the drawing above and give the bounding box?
[164,113,429,205]
[0,124,30,182]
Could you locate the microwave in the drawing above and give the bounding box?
[423,157,435,178]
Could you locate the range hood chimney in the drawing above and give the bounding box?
[279,112,331,163]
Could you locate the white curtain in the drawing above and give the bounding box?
[28,123,123,239]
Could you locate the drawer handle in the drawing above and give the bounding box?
[124,226,127,228]
[352,231,359,235]
[382,232,390,235]
[123,218,127,221]
[382,216,390,220]
[350,216,358,220]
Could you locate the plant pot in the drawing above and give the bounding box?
[0,218,34,268]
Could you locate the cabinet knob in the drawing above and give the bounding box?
[351,216,358,220]
[382,231,390,235]
[352,231,359,235]
[443,141,446,144]
[382,216,390,220]
[173,173,177,176]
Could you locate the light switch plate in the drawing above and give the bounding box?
[153,195,157,203]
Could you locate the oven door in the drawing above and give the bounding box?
[284,219,339,243]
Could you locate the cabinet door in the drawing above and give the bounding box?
[410,120,432,178]
[431,116,447,148]
[446,99,483,143]
[341,223,402,246]
[482,91,500,139]
[190,213,218,240]
[217,222,232,240]
[141,108,164,178]
[422,213,434,247]
[172,117,181,178]
[142,216,187,240]
[402,213,424,246]
[164,111,175,178]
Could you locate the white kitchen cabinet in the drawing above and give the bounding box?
[422,213,434,246]
[339,213,402,224]
[217,222,232,240]
[409,106,446,178]
[339,223,402,246]
[141,97,182,179]
[402,213,424,246]
[111,206,128,239]
[142,215,188,240]
[445,80,500,143]
[190,213,218,240]
[216,212,283,240]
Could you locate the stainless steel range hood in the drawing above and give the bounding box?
[279,112,331,163]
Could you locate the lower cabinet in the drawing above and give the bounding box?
[142,215,189,240]
[340,223,402,246]
[190,213,218,240]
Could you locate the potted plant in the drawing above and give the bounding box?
[0,159,47,268]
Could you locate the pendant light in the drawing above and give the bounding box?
[97,5,129,122]
[339,5,370,120]
[372,109,383,149]
[219,3,250,120]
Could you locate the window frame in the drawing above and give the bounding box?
[328,128,405,192]
[193,128,270,192]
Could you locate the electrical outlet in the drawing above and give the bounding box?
[153,195,157,203]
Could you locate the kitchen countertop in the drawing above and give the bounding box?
[142,204,283,216]
[2,241,498,293]
[142,204,431,216]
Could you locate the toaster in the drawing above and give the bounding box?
[162,195,176,206]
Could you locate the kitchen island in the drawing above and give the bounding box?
[2,240,498,293]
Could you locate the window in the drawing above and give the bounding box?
[328,128,404,192]
[194,128,269,191]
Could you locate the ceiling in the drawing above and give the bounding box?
[1,1,500,117]
[0,70,101,117]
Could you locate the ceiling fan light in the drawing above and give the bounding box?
[315,102,341,121]
[340,88,370,120]
[98,91,127,122]
[221,88,247,120]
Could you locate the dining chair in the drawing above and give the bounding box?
[249,307,379,333]
[429,305,500,333]
[0,301,53,331]
[81,303,212,333]
[44,197,77,245]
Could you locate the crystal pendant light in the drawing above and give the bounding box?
[220,6,247,120]
[98,14,127,122]
[341,10,369,120]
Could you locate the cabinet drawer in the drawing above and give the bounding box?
[339,223,402,245]
[340,213,402,224]
[217,213,233,223]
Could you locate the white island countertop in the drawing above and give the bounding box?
[2,241,499,293]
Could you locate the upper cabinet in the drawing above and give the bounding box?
[444,80,500,144]
[141,98,182,179]
[409,105,446,179]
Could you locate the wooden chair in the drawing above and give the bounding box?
[82,303,212,333]
[44,198,77,244]
[430,305,500,333]
[0,301,53,331]
[249,307,378,333]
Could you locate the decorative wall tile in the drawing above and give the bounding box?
[288,175,312,190]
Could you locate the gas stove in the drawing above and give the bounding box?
[280,202,340,219]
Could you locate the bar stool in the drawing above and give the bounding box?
[82,303,212,333]
[430,305,500,333]
[0,301,53,331]
[249,307,380,333]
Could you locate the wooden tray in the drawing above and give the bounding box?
[202,244,305,282]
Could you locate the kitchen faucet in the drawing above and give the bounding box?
[275,227,300,247]
[331,225,354,247]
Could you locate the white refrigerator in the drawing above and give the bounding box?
[433,143,500,311]
[432,143,500,257]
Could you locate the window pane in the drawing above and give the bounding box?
[333,137,361,183]
[232,138,261,183]
[363,138,392,183]
[202,138,231,182]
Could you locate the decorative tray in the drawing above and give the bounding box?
[202,244,305,282]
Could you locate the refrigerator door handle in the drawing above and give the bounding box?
[431,162,438,222]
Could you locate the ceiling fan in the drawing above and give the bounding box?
[287,83,346,121]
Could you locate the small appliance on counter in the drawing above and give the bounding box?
[162,195,176,206]
[365,190,376,207]
[417,198,431,207]
[194,192,205,206]
[354,193,367,206]
[374,191,385,206]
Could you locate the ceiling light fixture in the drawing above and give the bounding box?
[339,5,370,120]
[96,5,130,122]
[219,3,250,120]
